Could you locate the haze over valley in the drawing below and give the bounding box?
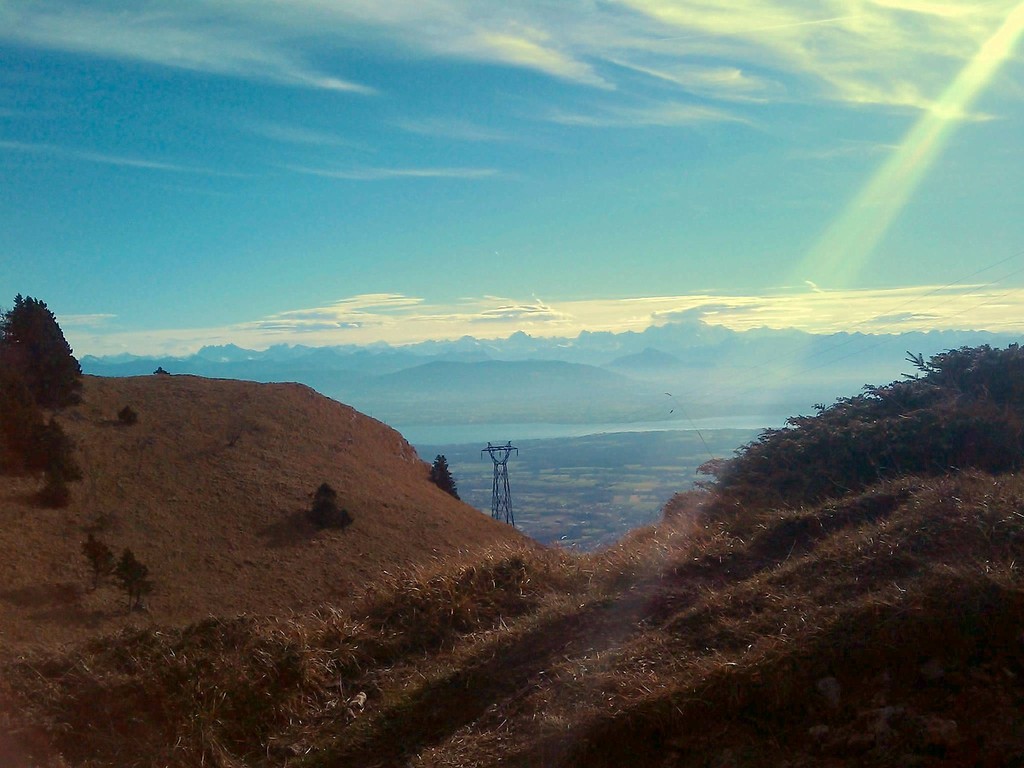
[81,320,1024,432]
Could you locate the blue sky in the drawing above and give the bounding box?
[2,0,1023,356]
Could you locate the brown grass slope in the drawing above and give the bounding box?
[0,374,523,653]
[2,370,1024,765]
[6,471,1024,767]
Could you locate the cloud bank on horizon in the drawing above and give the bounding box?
[60,283,1024,357]
[2,1,1023,351]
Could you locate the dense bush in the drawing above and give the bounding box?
[82,534,115,589]
[0,294,81,409]
[712,345,1024,510]
[38,474,72,508]
[0,295,83,507]
[118,405,139,425]
[308,483,353,530]
[115,549,153,611]
[0,368,44,472]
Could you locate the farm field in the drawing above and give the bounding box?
[417,428,759,549]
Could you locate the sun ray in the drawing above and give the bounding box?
[800,2,1024,285]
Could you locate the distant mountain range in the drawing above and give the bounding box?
[81,320,1023,427]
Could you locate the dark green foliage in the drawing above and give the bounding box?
[117,405,138,425]
[429,454,460,499]
[0,294,81,409]
[712,345,1024,510]
[14,417,80,507]
[36,419,81,482]
[0,295,83,493]
[153,366,169,375]
[38,474,71,508]
[82,533,115,588]
[308,482,352,529]
[115,548,153,612]
[0,367,44,472]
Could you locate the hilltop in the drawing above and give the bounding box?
[0,374,523,652]
[4,346,1024,767]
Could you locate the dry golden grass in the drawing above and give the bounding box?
[5,375,1024,767]
[0,374,522,653]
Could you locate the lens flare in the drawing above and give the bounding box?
[801,2,1024,285]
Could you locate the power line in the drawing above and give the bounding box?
[482,442,517,526]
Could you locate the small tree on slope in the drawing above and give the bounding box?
[114,548,152,612]
[308,482,353,529]
[82,534,115,589]
[430,455,460,500]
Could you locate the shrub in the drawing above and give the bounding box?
[0,368,44,472]
[82,533,115,588]
[37,419,81,481]
[711,344,1024,511]
[38,473,71,508]
[115,548,153,612]
[307,482,353,530]
[117,405,138,426]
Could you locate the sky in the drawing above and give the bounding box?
[1,0,1023,356]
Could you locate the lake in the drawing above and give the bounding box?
[393,415,786,447]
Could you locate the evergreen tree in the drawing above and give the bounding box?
[114,548,153,612]
[0,295,82,408]
[117,405,139,425]
[0,367,44,472]
[308,482,353,529]
[82,533,115,589]
[430,455,460,499]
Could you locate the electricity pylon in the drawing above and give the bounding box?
[482,441,517,526]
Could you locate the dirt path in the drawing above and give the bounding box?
[321,588,654,767]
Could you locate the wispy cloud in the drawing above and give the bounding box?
[617,0,1013,114]
[548,100,745,127]
[285,164,499,181]
[608,59,779,102]
[793,140,899,161]
[244,120,364,148]
[247,294,424,334]
[0,139,244,176]
[470,29,609,87]
[2,0,1015,116]
[57,313,116,328]
[1,4,375,94]
[394,117,510,142]
[474,299,570,323]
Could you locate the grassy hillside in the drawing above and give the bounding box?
[4,350,1024,766]
[0,374,523,652]
[5,473,1022,767]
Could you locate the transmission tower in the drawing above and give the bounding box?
[482,441,517,525]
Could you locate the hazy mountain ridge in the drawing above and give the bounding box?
[81,322,1023,426]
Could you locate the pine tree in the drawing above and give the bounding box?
[114,548,152,612]
[82,534,115,589]
[0,367,44,472]
[0,295,82,409]
[429,455,460,499]
[308,482,353,529]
